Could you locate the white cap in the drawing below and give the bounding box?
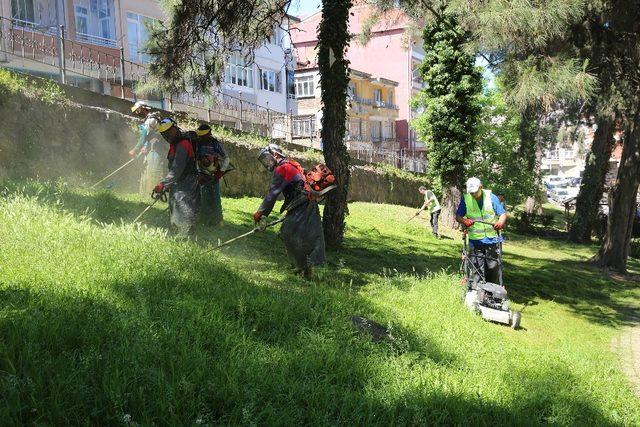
[466,177,482,193]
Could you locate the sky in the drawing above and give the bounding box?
[288,0,322,18]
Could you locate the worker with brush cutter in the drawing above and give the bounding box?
[455,177,507,288]
[254,143,330,279]
[416,186,441,239]
[128,101,166,195]
[153,118,200,237]
[193,123,230,227]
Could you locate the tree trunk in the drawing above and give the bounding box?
[593,113,640,272]
[519,106,540,214]
[569,113,616,243]
[440,185,461,229]
[318,0,352,248]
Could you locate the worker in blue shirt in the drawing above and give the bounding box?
[455,177,507,287]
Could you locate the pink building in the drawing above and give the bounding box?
[291,4,426,152]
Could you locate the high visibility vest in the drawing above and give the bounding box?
[464,190,498,240]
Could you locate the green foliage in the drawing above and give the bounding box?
[0,69,67,106]
[467,90,537,205]
[412,14,482,193]
[0,180,639,423]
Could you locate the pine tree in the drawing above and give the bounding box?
[412,13,482,227]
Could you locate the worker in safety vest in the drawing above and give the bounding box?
[128,101,162,157]
[153,118,200,237]
[417,186,441,238]
[194,124,229,227]
[455,177,507,286]
[254,143,325,278]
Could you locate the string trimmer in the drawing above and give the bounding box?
[90,154,141,189]
[133,189,168,223]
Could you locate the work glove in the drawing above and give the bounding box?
[153,182,165,195]
[253,211,263,223]
[140,146,148,155]
[128,149,136,157]
[214,170,225,181]
[462,218,474,228]
[493,221,505,231]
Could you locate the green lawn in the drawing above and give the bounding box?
[1,180,639,425]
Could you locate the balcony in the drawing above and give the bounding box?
[75,32,117,48]
[351,95,398,110]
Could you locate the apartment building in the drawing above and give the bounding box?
[291,4,426,152]
[292,66,398,151]
[0,0,297,114]
[221,16,299,115]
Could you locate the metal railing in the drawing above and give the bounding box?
[75,32,118,48]
[0,14,426,175]
[350,144,427,173]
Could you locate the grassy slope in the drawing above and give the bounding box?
[0,180,639,425]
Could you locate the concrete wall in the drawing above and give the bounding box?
[0,72,425,207]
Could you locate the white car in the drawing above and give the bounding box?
[544,176,570,187]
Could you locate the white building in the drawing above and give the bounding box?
[222,18,298,115]
[0,0,297,114]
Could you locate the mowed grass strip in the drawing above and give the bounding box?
[0,180,639,425]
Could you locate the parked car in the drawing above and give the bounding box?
[543,175,571,187]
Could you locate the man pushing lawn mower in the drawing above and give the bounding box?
[456,177,520,328]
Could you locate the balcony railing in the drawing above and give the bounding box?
[75,32,117,48]
[10,18,57,35]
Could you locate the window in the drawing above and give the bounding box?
[224,54,254,88]
[349,119,362,140]
[127,12,156,63]
[267,26,281,46]
[374,89,382,104]
[286,70,296,98]
[75,5,89,35]
[260,68,281,93]
[383,121,394,139]
[387,89,393,106]
[11,0,35,22]
[295,75,314,98]
[371,121,382,142]
[348,82,357,99]
[293,116,316,137]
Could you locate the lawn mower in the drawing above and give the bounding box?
[460,222,521,329]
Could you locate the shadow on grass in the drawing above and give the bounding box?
[505,252,640,327]
[0,259,620,425]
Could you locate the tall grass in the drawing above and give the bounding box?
[0,180,638,425]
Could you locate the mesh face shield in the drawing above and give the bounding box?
[258,149,277,171]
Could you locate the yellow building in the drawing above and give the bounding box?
[293,67,399,152]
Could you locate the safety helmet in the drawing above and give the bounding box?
[196,123,212,137]
[258,143,285,171]
[131,100,150,113]
[158,118,176,133]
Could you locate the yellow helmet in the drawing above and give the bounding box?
[196,123,212,137]
[131,100,150,113]
[157,118,176,133]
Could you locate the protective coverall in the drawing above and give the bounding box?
[196,135,229,227]
[257,159,325,271]
[162,135,200,236]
